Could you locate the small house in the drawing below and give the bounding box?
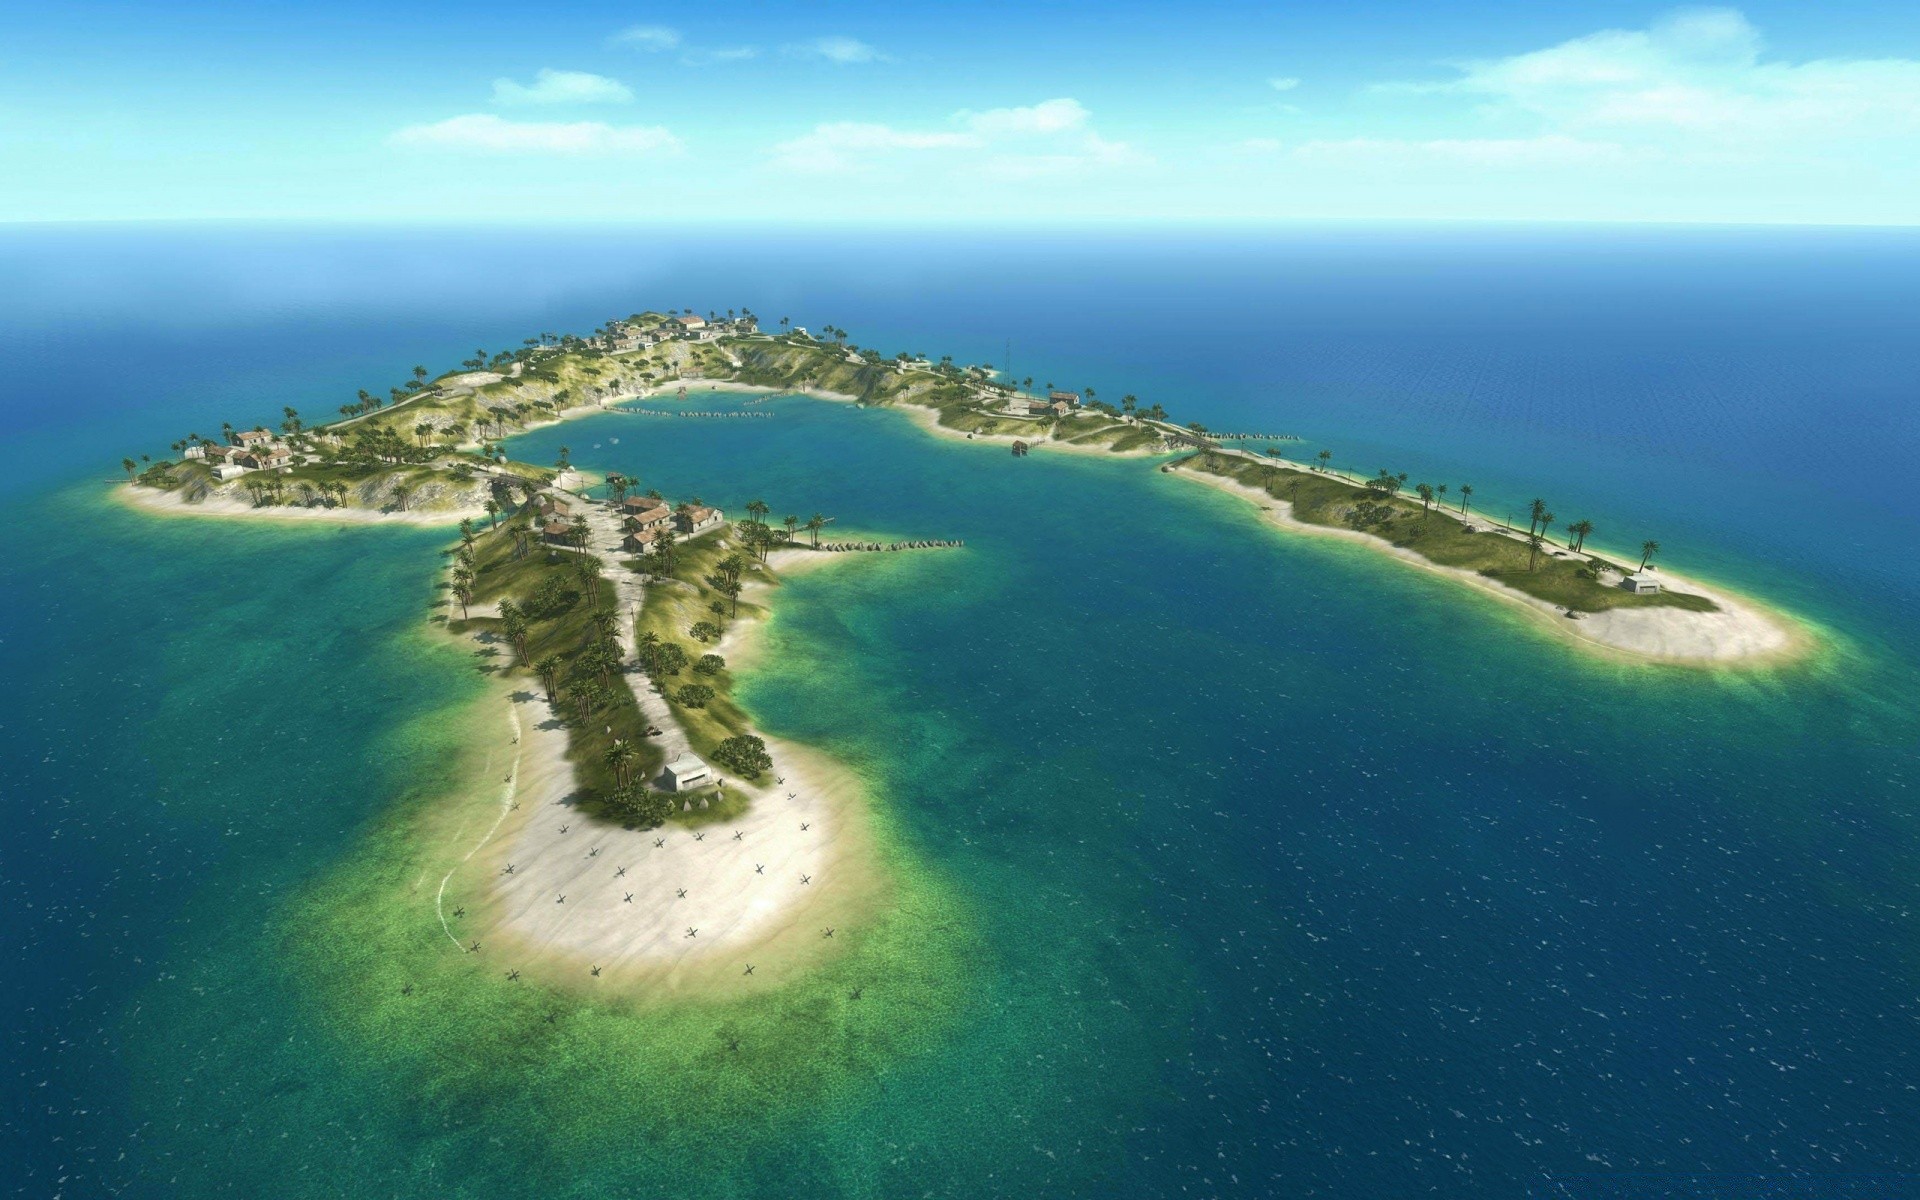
[662,753,712,792]
[622,528,659,554]
[541,520,575,546]
[212,463,248,481]
[1622,571,1662,595]
[1048,390,1081,406]
[675,505,724,536]
[1006,397,1037,417]
[234,429,275,447]
[182,444,206,460]
[623,502,672,531]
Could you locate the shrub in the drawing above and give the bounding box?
[712,734,772,780]
[694,654,725,675]
[675,684,714,708]
[689,620,722,643]
[650,643,687,676]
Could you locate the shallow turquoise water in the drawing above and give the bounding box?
[4,226,1918,1198]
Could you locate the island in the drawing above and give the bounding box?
[110,304,1812,989]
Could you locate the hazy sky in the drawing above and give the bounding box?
[5,1,1919,224]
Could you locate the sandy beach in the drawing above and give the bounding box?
[117,482,485,525]
[1173,464,1810,666]
[444,681,874,992]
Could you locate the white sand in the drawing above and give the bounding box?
[476,688,862,985]
[118,483,484,526]
[448,499,875,987]
[1175,465,1806,666]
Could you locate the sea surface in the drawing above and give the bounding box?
[2,224,1917,1199]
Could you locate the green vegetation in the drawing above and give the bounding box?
[450,506,669,827]
[634,528,778,783]
[1177,452,1718,615]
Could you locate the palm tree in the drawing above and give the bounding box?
[1415,483,1434,516]
[746,498,770,527]
[1316,449,1332,473]
[1527,498,1548,538]
[1567,519,1594,551]
[121,457,137,480]
[806,513,825,548]
[459,518,477,551]
[485,498,501,531]
[1459,484,1473,514]
[636,631,660,675]
[782,514,799,543]
[716,577,742,617]
[392,484,414,512]
[1436,484,1449,509]
[452,583,473,620]
[1639,540,1661,570]
[1527,533,1545,572]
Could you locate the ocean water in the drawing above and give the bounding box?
[2,224,1918,1199]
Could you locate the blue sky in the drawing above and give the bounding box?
[4,1,1918,224]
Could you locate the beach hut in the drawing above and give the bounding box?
[662,753,712,792]
[1622,571,1662,594]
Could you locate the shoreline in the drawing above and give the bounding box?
[433,542,886,994]
[1169,461,1813,667]
[116,480,485,525]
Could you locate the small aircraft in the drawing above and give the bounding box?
[452,906,466,918]
[468,940,481,953]
[742,964,756,976]
[676,888,687,898]
[693,832,706,842]
[685,927,699,938]
[590,965,602,977]
[822,927,835,938]
[848,988,863,1001]
[401,983,415,996]
[754,864,765,875]
[732,831,744,842]
[555,894,566,904]
[502,864,516,875]
[653,838,665,849]
[800,822,810,831]
[588,847,600,858]
[623,893,634,903]
[725,1036,742,1052]
[614,866,627,878]
[559,823,570,834]
[800,874,812,885]
[505,969,521,981]
[543,1013,557,1025]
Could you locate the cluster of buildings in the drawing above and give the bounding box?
[1005,390,1081,418]
[182,428,294,480]
[530,490,725,553]
[618,493,725,554]
[608,312,760,353]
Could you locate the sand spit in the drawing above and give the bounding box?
[118,483,483,526]
[1174,466,1808,667]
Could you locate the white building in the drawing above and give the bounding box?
[1622,571,1662,594]
[662,753,712,792]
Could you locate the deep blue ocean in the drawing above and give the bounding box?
[2,224,1917,1199]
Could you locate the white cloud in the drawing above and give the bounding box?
[773,122,978,172]
[788,36,886,65]
[1268,76,1301,91]
[1425,6,1920,140]
[491,69,633,106]
[680,45,759,66]
[958,97,1090,137]
[612,25,680,51]
[389,114,680,155]
[1293,134,1632,167]
[772,97,1144,176]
